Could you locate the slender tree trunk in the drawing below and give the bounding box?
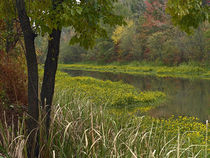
[5,19,13,53]
[41,28,61,137]
[16,0,39,157]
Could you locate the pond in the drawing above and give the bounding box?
[63,69,210,122]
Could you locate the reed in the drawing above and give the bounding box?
[0,70,208,158]
[0,93,208,157]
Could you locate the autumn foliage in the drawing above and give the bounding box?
[0,51,27,106]
[143,0,167,28]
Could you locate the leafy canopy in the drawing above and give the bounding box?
[166,0,210,33]
[0,0,125,49]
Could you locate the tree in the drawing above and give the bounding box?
[1,0,124,157]
[15,1,39,157]
[38,0,124,143]
[166,0,210,33]
[143,0,168,31]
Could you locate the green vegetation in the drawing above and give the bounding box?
[0,0,209,157]
[54,71,165,108]
[50,0,210,66]
[166,0,210,33]
[1,0,125,156]
[58,62,210,79]
[0,71,209,157]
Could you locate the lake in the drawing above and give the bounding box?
[63,69,210,122]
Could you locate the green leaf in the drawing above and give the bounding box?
[76,7,82,15]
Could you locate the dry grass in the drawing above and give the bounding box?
[0,92,208,158]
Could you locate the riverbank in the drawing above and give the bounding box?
[0,70,209,157]
[52,71,209,157]
[54,71,165,110]
[58,62,210,80]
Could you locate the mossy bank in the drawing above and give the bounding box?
[54,71,165,109]
[58,63,210,80]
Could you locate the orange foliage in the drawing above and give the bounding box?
[143,0,167,28]
[0,50,27,106]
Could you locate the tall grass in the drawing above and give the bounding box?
[0,92,209,157]
[0,112,27,158]
[0,69,208,157]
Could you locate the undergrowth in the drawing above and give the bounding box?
[0,69,208,158]
[0,51,27,106]
[0,51,27,128]
[0,93,209,158]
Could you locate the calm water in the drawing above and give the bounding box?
[63,69,210,122]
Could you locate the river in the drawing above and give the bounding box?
[63,69,210,122]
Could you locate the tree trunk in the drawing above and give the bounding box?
[41,28,61,137]
[16,0,39,157]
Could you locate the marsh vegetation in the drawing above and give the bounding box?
[0,0,209,157]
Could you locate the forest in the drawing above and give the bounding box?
[36,0,210,66]
[0,0,209,158]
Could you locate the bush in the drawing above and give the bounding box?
[0,51,27,106]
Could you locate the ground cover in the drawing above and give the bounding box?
[54,71,165,109]
[58,62,210,80]
[51,71,209,157]
[0,70,209,158]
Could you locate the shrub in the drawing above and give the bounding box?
[0,51,27,107]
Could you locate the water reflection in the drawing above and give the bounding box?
[63,69,210,122]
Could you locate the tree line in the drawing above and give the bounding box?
[39,0,209,65]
